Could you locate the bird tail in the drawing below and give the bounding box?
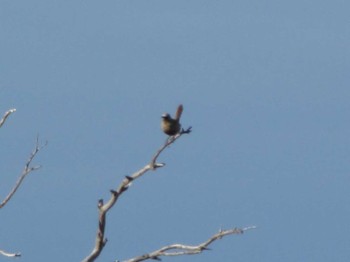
[175,104,183,121]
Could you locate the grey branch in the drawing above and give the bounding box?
[0,108,16,128]
[121,226,256,262]
[82,130,191,262]
[0,250,21,258]
[0,136,47,209]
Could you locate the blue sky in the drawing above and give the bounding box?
[1,1,350,261]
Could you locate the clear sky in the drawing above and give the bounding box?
[1,1,350,261]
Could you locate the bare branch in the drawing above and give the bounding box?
[0,136,47,209]
[0,108,16,128]
[121,226,256,262]
[0,249,21,258]
[150,126,191,168]
[82,128,192,262]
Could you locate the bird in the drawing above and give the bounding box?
[161,104,183,136]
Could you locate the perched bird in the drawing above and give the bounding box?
[161,104,183,136]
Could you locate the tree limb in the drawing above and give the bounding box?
[120,226,256,262]
[0,136,47,209]
[82,128,192,262]
[0,108,16,128]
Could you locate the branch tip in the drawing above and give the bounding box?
[31,165,42,171]
[103,238,108,246]
[153,163,165,169]
[180,126,192,134]
[0,250,21,258]
[0,108,17,128]
[242,225,257,231]
[125,175,133,181]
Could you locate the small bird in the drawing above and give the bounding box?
[161,104,183,136]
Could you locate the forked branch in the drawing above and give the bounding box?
[0,136,47,209]
[82,128,191,262]
[121,226,256,262]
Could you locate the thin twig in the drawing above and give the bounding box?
[0,108,16,128]
[82,128,192,262]
[0,136,47,209]
[121,226,257,262]
[0,249,21,258]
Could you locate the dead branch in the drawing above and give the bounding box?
[120,226,257,262]
[82,128,191,262]
[0,108,16,128]
[0,249,21,258]
[0,136,47,209]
